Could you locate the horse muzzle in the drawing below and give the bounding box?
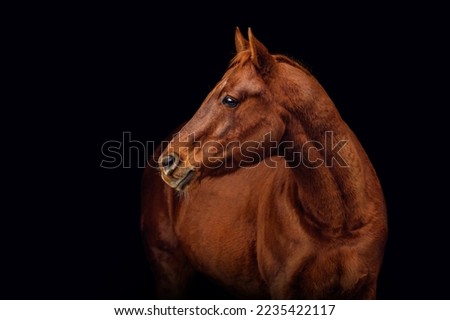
[159,153,196,191]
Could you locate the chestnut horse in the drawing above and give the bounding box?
[141,28,387,299]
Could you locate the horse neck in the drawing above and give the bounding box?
[280,78,374,235]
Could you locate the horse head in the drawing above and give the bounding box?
[158,28,334,191]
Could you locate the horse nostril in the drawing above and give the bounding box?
[161,154,178,171]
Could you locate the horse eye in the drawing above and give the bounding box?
[222,95,239,108]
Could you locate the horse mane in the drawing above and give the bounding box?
[229,50,311,76]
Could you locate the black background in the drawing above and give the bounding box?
[4,3,449,299]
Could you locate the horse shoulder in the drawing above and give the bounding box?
[254,157,382,298]
[141,165,194,298]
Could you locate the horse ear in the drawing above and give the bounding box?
[235,27,248,53]
[248,28,275,74]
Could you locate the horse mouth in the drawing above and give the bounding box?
[174,170,196,191]
[160,167,196,191]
